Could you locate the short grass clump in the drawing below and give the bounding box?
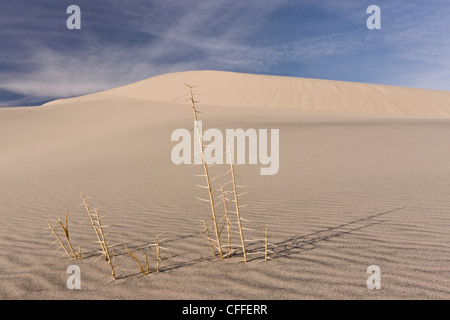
[45,210,82,260]
[45,191,169,280]
[126,234,166,275]
[126,246,150,276]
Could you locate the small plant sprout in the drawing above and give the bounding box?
[126,246,150,276]
[265,223,275,261]
[152,234,167,273]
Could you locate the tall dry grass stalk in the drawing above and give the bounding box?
[184,84,258,263]
[57,210,79,259]
[220,187,233,258]
[81,192,105,253]
[80,191,117,280]
[93,208,117,280]
[228,149,248,263]
[186,84,224,260]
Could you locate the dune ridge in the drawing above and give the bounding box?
[44,70,450,117]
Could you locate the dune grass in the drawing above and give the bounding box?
[45,191,172,280]
[126,247,150,276]
[45,210,82,260]
[126,233,166,276]
[44,84,274,282]
[155,234,162,273]
[228,151,248,263]
[220,187,233,258]
[80,191,117,280]
[185,84,265,263]
[187,84,225,260]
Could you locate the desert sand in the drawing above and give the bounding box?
[1,70,450,299]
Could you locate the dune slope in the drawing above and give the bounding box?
[45,70,450,117]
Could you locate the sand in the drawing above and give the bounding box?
[1,70,450,299]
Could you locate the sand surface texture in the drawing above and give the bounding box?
[1,70,450,299]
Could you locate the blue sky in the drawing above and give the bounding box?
[0,0,449,107]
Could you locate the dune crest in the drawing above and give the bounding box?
[44,70,450,117]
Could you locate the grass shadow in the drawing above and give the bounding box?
[268,207,404,261]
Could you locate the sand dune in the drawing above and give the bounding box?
[45,70,450,117]
[1,71,450,300]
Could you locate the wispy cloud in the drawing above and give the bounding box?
[0,0,288,102]
[0,0,449,106]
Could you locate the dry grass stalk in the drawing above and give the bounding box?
[57,210,78,259]
[155,235,161,273]
[144,249,150,274]
[45,217,72,259]
[265,224,269,262]
[186,84,224,260]
[202,220,217,256]
[228,149,248,263]
[93,208,117,280]
[261,223,275,261]
[80,191,106,254]
[80,191,117,280]
[45,210,81,260]
[127,247,150,276]
[221,187,233,257]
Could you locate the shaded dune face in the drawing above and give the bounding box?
[1,71,450,299]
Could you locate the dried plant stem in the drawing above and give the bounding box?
[46,218,72,258]
[144,250,150,275]
[45,210,81,260]
[221,187,232,257]
[80,191,116,280]
[265,224,269,262]
[127,247,150,276]
[187,84,224,260]
[155,235,161,273]
[58,210,78,259]
[80,191,106,254]
[94,208,117,280]
[229,151,248,263]
[203,220,217,256]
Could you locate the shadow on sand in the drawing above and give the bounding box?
[114,207,403,278]
[269,207,404,260]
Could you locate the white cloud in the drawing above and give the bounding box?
[1,0,449,105]
[0,0,288,100]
